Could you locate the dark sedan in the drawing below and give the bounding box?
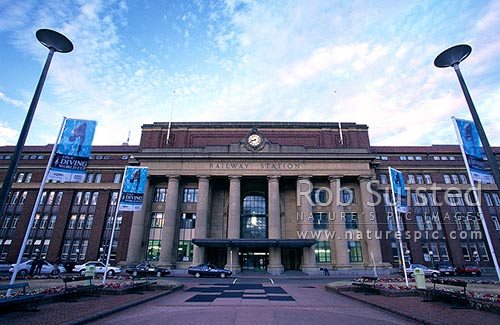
[125,263,171,277]
[187,263,232,278]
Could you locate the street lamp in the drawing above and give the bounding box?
[405,249,411,266]
[473,251,480,268]
[0,29,73,219]
[99,247,104,262]
[435,44,500,281]
[429,251,435,270]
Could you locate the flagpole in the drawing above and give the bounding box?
[7,117,67,296]
[452,117,500,281]
[102,166,127,285]
[389,167,409,287]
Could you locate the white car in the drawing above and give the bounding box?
[9,259,66,276]
[403,264,440,278]
[73,261,122,276]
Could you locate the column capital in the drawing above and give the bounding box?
[229,175,241,181]
[297,175,312,181]
[197,175,210,181]
[267,175,280,182]
[358,175,373,183]
[166,175,180,181]
[329,175,342,182]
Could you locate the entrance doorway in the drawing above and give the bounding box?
[239,249,269,271]
[282,248,302,270]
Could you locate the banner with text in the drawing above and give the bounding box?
[389,167,408,213]
[118,166,148,211]
[453,117,494,184]
[48,118,97,182]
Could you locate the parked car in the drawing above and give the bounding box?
[125,263,170,277]
[9,259,66,276]
[455,264,482,277]
[401,264,440,278]
[436,263,456,276]
[73,261,122,276]
[0,259,11,273]
[187,263,232,278]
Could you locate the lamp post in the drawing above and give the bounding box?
[473,251,480,268]
[99,247,104,262]
[429,251,435,270]
[405,249,411,266]
[0,29,73,220]
[434,44,500,281]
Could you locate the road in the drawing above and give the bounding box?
[92,276,417,325]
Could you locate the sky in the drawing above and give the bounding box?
[0,0,499,148]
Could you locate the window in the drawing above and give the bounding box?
[153,188,167,203]
[492,216,500,230]
[313,213,328,229]
[16,173,25,182]
[348,241,363,262]
[492,193,500,206]
[113,173,122,183]
[311,189,328,204]
[407,174,415,184]
[341,188,355,204]
[416,215,425,230]
[484,193,493,206]
[183,188,198,203]
[68,215,77,229]
[85,215,94,229]
[91,192,99,205]
[315,241,331,263]
[177,240,193,262]
[345,213,358,230]
[424,174,432,184]
[416,174,424,184]
[459,174,468,184]
[443,174,451,184]
[180,213,196,229]
[150,213,164,228]
[399,156,407,160]
[415,156,422,161]
[86,173,94,183]
[25,173,32,183]
[379,173,388,184]
[451,174,459,184]
[94,173,102,183]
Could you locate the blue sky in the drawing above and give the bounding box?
[1,0,499,147]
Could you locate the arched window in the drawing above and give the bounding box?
[241,194,267,239]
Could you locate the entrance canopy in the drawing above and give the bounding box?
[192,238,316,248]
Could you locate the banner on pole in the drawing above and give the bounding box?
[453,117,494,184]
[389,167,408,213]
[48,119,97,183]
[118,166,148,211]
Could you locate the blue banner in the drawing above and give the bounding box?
[48,118,97,182]
[454,118,494,184]
[118,166,148,211]
[389,167,408,213]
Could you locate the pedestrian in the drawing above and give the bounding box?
[323,264,330,276]
[29,259,37,276]
[34,257,44,275]
[54,256,62,274]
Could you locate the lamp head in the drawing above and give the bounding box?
[36,29,74,53]
[434,44,471,68]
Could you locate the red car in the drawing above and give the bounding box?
[455,264,482,276]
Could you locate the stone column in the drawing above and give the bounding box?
[225,176,241,272]
[329,176,351,270]
[158,175,179,268]
[358,175,384,267]
[193,176,210,265]
[267,176,284,274]
[297,176,316,273]
[126,177,151,264]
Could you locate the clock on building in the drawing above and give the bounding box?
[247,133,263,148]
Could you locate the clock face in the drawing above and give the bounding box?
[248,134,262,147]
